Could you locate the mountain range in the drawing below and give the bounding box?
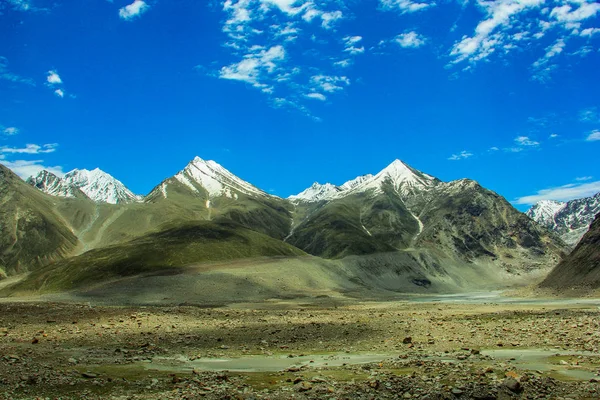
[526,193,600,247]
[0,156,575,296]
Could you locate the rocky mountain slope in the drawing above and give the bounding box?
[26,170,88,199]
[526,193,600,246]
[540,212,600,290]
[0,165,79,277]
[287,160,566,275]
[6,157,568,292]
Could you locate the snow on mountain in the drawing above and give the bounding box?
[344,159,438,198]
[62,168,139,204]
[527,193,600,246]
[339,174,373,191]
[26,170,83,199]
[526,200,566,227]
[288,160,439,203]
[168,156,269,199]
[288,182,342,202]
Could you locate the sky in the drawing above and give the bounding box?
[1,0,599,210]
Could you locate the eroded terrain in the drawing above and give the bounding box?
[1,300,599,399]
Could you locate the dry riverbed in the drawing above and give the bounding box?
[0,300,599,399]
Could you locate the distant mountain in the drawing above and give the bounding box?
[2,156,568,290]
[288,160,438,204]
[287,160,566,272]
[28,168,139,204]
[145,157,292,240]
[0,165,79,277]
[540,212,600,290]
[147,156,270,201]
[62,168,139,204]
[526,193,600,246]
[26,170,87,199]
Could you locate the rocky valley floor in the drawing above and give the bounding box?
[1,298,599,399]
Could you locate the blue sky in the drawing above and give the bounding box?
[1,0,599,210]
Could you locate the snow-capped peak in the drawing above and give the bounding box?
[339,174,373,191]
[173,156,269,199]
[288,182,341,202]
[26,170,83,198]
[526,200,566,226]
[63,168,139,204]
[344,159,438,198]
[289,160,439,203]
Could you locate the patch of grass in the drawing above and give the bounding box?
[7,221,305,294]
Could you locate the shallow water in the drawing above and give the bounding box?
[482,348,600,381]
[144,352,391,373]
[402,291,600,306]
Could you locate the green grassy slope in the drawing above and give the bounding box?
[0,165,79,276]
[8,221,305,293]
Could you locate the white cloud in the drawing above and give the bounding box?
[310,74,350,93]
[448,150,473,161]
[531,38,566,81]
[580,27,600,37]
[54,88,65,98]
[515,136,540,147]
[219,45,286,92]
[450,0,544,64]
[216,0,351,114]
[379,0,435,14]
[6,0,33,12]
[514,180,600,205]
[575,176,593,182]
[320,10,343,29]
[395,31,427,48]
[550,2,600,24]
[119,0,149,20]
[343,35,365,55]
[0,159,64,180]
[305,92,326,101]
[0,143,58,154]
[586,130,600,141]
[334,59,352,68]
[46,70,62,85]
[2,126,19,135]
[549,133,559,139]
[489,146,500,151]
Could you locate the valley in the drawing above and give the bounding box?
[1,298,599,399]
[1,156,599,399]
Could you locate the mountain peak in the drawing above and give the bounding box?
[26,169,83,199]
[63,168,139,204]
[289,182,340,202]
[172,156,269,199]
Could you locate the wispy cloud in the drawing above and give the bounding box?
[515,180,600,205]
[0,143,58,154]
[119,0,149,21]
[575,176,593,182]
[213,0,353,115]
[579,107,598,122]
[586,130,600,141]
[447,0,599,81]
[343,36,365,55]
[379,0,435,14]
[448,150,473,161]
[549,133,559,139]
[0,56,35,86]
[2,126,19,136]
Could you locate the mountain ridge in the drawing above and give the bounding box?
[527,192,600,246]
